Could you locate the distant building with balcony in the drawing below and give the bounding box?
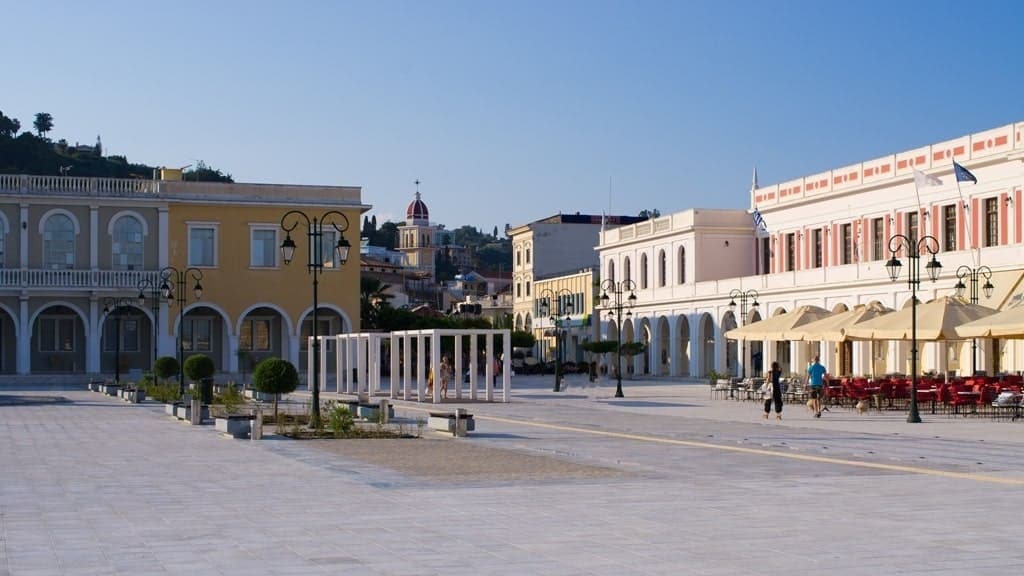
[0,173,367,378]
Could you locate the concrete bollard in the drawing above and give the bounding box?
[251,406,263,440]
[189,395,201,425]
[379,398,390,424]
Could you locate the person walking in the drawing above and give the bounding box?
[763,361,783,420]
[807,355,827,417]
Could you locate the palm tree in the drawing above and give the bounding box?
[360,277,393,329]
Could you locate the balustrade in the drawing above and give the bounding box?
[0,268,160,290]
[0,174,158,197]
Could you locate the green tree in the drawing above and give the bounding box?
[511,330,536,349]
[33,112,53,139]
[153,356,180,383]
[183,354,215,382]
[376,221,399,250]
[0,111,19,138]
[184,160,233,182]
[251,357,299,424]
[360,276,393,328]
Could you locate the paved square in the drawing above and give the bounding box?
[2,376,1023,575]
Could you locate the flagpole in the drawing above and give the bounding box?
[953,160,979,267]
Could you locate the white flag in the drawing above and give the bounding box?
[913,169,943,188]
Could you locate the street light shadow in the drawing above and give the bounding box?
[596,400,694,408]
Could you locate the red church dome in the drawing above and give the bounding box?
[406,191,429,221]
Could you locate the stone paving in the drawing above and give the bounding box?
[1,375,1023,575]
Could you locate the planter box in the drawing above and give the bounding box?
[165,402,181,416]
[357,404,394,421]
[427,411,475,436]
[103,384,122,396]
[215,415,253,438]
[175,404,210,422]
[123,389,145,403]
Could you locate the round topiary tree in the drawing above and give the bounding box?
[153,356,180,383]
[251,357,299,425]
[183,354,216,404]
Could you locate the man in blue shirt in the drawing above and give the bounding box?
[807,355,827,418]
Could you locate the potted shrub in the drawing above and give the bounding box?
[251,357,299,426]
[213,384,253,438]
[154,356,180,385]
[184,354,215,405]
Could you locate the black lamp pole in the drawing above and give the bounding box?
[885,234,942,424]
[728,288,759,396]
[954,264,993,375]
[159,266,204,396]
[280,209,351,428]
[137,276,162,370]
[102,297,133,384]
[600,279,637,398]
[538,288,573,392]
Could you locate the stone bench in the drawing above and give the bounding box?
[427,410,475,436]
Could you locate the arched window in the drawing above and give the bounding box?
[0,217,6,268]
[44,213,76,269]
[608,259,616,284]
[111,215,144,270]
[658,250,666,287]
[640,254,648,289]
[677,246,686,284]
[624,256,632,283]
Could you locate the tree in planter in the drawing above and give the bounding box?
[153,356,179,384]
[581,340,618,381]
[618,341,647,377]
[251,357,299,426]
[183,354,216,404]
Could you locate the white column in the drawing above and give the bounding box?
[318,336,328,394]
[689,315,702,377]
[431,333,441,403]
[390,334,400,398]
[469,334,478,400]
[19,204,28,268]
[86,298,100,374]
[89,205,99,270]
[403,332,411,399]
[502,331,511,402]
[852,341,870,377]
[484,333,494,402]
[454,333,463,400]
[17,296,29,375]
[820,340,836,375]
[227,335,239,373]
[762,338,776,376]
[357,335,367,394]
[415,334,425,402]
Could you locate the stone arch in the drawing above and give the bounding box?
[637,316,652,375]
[655,315,670,376]
[722,310,738,377]
[698,312,715,377]
[676,313,691,377]
[31,302,88,373]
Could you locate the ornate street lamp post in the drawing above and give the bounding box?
[954,264,994,375]
[102,297,134,384]
[538,288,573,392]
[159,266,204,396]
[885,234,942,423]
[600,279,637,398]
[280,210,351,428]
[137,276,162,370]
[728,288,759,397]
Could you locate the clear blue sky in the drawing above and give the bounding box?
[4,0,1022,234]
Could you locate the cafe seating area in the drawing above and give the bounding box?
[714,373,1024,420]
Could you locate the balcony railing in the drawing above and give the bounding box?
[0,174,159,198]
[0,268,161,290]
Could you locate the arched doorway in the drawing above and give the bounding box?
[175,304,229,372]
[747,310,763,376]
[722,310,738,377]
[100,304,149,377]
[237,305,289,375]
[32,304,86,373]
[656,316,670,376]
[677,314,691,377]
[698,312,715,377]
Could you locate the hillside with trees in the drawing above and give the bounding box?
[362,217,512,276]
[0,109,232,182]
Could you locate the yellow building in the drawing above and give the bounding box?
[531,268,598,367]
[0,173,367,379]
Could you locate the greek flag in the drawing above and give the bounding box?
[953,160,977,184]
[752,209,768,234]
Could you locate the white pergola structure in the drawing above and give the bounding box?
[312,332,391,396]
[389,328,512,403]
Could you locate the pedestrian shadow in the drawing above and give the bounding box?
[517,393,590,400]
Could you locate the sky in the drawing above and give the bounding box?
[3,0,1023,234]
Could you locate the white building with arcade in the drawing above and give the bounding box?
[597,121,1024,380]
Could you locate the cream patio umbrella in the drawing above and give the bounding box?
[784,302,893,342]
[844,296,997,341]
[724,305,832,341]
[954,303,1024,338]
